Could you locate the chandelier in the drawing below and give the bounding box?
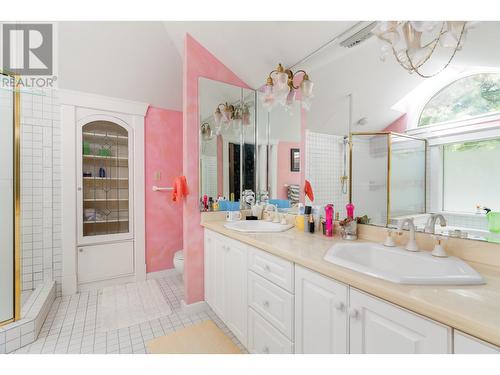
[213,102,251,135]
[373,21,471,78]
[261,63,314,111]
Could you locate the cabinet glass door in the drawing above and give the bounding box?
[81,121,130,238]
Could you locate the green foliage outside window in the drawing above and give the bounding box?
[419,73,500,126]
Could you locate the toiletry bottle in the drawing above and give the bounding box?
[213,199,219,211]
[308,214,315,233]
[99,167,106,178]
[203,195,208,211]
[346,202,355,219]
[199,198,204,211]
[208,197,214,211]
[325,204,333,237]
[304,206,312,233]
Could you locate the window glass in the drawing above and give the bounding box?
[443,138,500,213]
[419,73,500,126]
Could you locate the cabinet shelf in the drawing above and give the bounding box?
[83,154,128,165]
[83,131,128,144]
[83,177,128,181]
[83,198,129,202]
[83,218,129,224]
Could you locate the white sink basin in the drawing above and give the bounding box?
[324,242,485,285]
[224,220,293,233]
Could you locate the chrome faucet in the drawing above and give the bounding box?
[425,214,447,234]
[398,218,419,252]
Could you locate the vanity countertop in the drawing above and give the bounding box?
[202,220,500,347]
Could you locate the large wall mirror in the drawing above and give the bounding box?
[198,78,256,209]
[256,91,301,207]
[294,22,500,244]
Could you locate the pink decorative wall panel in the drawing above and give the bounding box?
[183,34,250,304]
[145,106,183,273]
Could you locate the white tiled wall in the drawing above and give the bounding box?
[305,130,349,218]
[20,89,62,298]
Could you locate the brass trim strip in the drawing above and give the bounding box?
[14,74,21,321]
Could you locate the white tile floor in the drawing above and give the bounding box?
[13,270,245,354]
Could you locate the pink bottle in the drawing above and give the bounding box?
[346,202,355,219]
[325,204,334,237]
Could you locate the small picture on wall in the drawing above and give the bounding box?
[290,148,300,172]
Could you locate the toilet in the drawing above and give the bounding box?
[173,250,184,274]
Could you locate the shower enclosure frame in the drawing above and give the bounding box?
[348,131,427,225]
[0,71,21,327]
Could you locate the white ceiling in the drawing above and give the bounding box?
[57,21,500,134]
[163,21,500,134]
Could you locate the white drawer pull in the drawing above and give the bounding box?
[334,301,345,312]
[349,308,361,320]
[262,346,270,354]
[262,300,270,308]
[264,264,271,272]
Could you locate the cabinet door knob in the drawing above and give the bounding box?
[264,264,271,272]
[335,301,345,312]
[349,308,361,320]
[262,346,270,354]
[262,300,270,308]
[78,248,83,253]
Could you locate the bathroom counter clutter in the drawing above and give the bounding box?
[202,220,500,347]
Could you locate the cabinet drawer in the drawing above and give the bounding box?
[77,241,134,284]
[248,271,294,339]
[248,246,294,292]
[248,308,294,354]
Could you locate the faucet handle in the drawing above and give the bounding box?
[383,229,396,247]
[431,235,448,258]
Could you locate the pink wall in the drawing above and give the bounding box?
[384,114,408,132]
[183,34,250,304]
[277,142,301,200]
[145,106,183,273]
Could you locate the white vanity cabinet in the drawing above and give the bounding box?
[349,288,451,354]
[203,229,497,354]
[454,331,500,354]
[295,265,348,354]
[204,230,248,346]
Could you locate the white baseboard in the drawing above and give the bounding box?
[146,268,180,280]
[181,299,209,315]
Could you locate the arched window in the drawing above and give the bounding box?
[418,73,500,127]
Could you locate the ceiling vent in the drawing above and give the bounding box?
[340,22,378,48]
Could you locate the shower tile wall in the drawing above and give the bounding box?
[305,130,349,218]
[21,89,62,298]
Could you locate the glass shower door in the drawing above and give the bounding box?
[0,77,16,324]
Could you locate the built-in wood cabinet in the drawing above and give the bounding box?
[203,229,500,354]
[295,265,348,354]
[61,93,147,294]
[349,288,451,354]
